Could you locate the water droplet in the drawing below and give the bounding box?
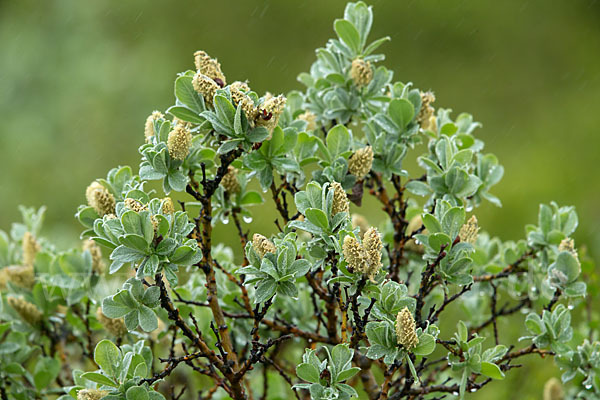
[470,388,477,392]
[222,217,229,225]
[568,304,574,310]
[585,384,592,389]
[466,205,473,212]
[452,392,459,396]
[243,216,253,223]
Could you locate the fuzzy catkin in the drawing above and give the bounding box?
[7,296,43,325]
[350,58,373,88]
[298,111,318,131]
[0,265,35,289]
[558,238,579,263]
[256,95,286,136]
[162,197,175,214]
[331,182,349,216]
[192,73,220,104]
[96,308,127,338]
[362,227,383,281]
[83,239,105,275]
[85,182,116,217]
[230,87,257,122]
[193,50,226,86]
[342,236,365,273]
[167,124,192,161]
[543,378,564,400]
[124,198,147,212]
[395,307,419,350]
[252,234,276,258]
[144,110,164,142]
[417,91,436,131]
[459,215,479,244]
[221,166,240,194]
[77,389,109,400]
[351,214,369,239]
[348,146,374,180]
[22,231,40,267]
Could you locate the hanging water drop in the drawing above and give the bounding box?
[243,216,253,223]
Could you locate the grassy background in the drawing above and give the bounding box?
[1,0,599,398]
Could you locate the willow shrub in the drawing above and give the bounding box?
[0,2,598,400]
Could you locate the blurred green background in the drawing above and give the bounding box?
[1,0,599,398]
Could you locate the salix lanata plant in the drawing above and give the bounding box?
[0,2,598,400]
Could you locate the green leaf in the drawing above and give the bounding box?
[481,361,504,380]
[255,279,277,304]
[305,208,330,231]
[138,305,158,332]
[550,251,581,283]
[336,367,361,383]
[296,363,320,383]
[240,191,263,205]
[126,386,149,400]
[167,106,203,124]
[175,75,204,114]
[326,125,351,158]
[405,181,431,197]
[94,339,121,379]
[80,372,118,387]
[413,333,436,356]
[334,19,361,53]
[388,98,414,128]
[422,214,441,233]
[34,357,60,390]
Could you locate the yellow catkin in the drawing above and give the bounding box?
[167,124,192,161]
[144,110,164,142]
[22,232,40,267]
[0,265,35,289]
[96,308,127,338]
[230,87,257,122]
[252,234,277,258]
[417,91,436,131]
[543,377,564,400]
[351,214,369,239]
[256,95,287,137]
[162,197,175,214]
[192,72,220,105]
[348,146,374,180]
[331,182,349,216]
[85,182,116,217]
[395,307,419,350]
[221,166,240,194]
[405,215,426,253]
[124,198,147,213]
[558,238,579,263]
[350,58,373,88]
[77,389,109,400]
[298,111,318,131]
[7,296,43,325]
[230,81,250,92]
[459,215,479,244]
[342,235,366,274]
[83,239,105,275]
[363,227,383,282]
[193,50,226,85]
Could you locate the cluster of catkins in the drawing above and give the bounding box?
[191,50,286,138]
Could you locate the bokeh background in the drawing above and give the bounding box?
[1,0,599,398]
